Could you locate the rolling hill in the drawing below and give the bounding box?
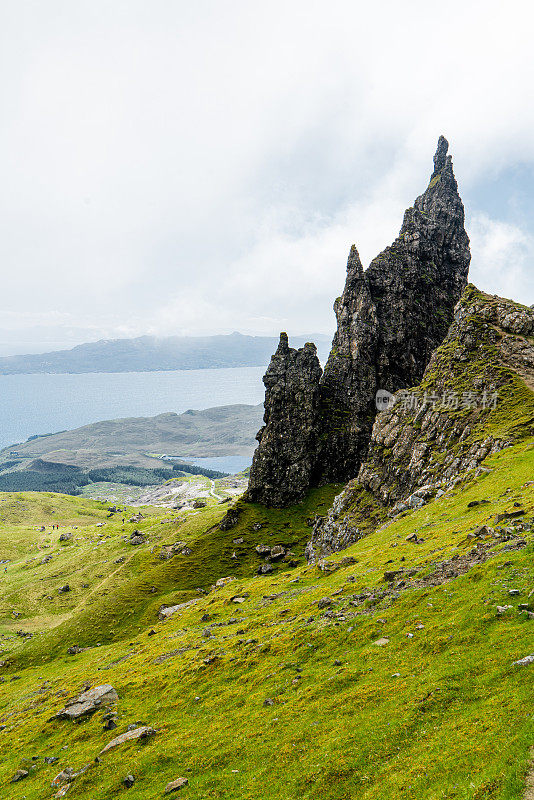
[0,404,264,470]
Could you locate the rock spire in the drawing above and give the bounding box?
[248,137,471,505]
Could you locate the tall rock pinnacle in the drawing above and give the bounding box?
[317,135,471,482]
[248,137,471,505]
[246,334,322,506]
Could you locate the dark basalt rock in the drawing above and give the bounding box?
[316,135,470,483]
[249,137,471,505]
[315,244,379,482]
[246,333,322,506]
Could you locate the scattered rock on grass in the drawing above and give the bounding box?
[99,726,156,756]
[51,764,90,788]
[49,684,118,721]
[214,576,236,588]
[513,654,534,667]
[158,599,199,621]
[317,597,333,609]
[66,645,85,655]
[164,777,189,794]
[10,769,28,782]
[496,605,513,614]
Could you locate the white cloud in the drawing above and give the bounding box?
[0,0,533,351]
[468,213,534,304]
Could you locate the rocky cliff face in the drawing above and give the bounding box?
[246,334,322,506]
[358,287,534,504]
[306,286,534,561]
[249,137,471,505]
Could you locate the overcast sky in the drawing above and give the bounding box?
[0,0,533,354]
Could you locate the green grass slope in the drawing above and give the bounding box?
[0,441,533,799]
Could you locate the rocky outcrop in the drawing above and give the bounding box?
[304,480,366,562]
[316,135,470,483]
[249,137,471,504]
[306,286,534,560]
[246,334,322,506]
[358,287,534,505]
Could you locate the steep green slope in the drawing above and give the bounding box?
[0,440,533,799]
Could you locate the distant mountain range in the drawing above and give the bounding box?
[0,332,332,374]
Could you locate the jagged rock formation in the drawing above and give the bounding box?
[249,136,471,505]
[306,286,534,561]
[316,135,470,482]
[313,245,379,482]
[358,286,534,504]
[246,334,322,506]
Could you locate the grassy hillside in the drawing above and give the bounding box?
[0,404,264,470]
[0,440,533,798]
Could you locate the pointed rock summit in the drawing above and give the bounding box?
[248,138,471,506]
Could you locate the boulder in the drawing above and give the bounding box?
[214,576,236,588]
[164,777,189,794]
[49,684,118,721]
[129,530,146,546]
[11,769,28,782]
[513,654,534,667]
[51,764,90,787]
[158,599,199,621]
[99,726,156,756]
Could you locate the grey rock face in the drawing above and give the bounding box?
[316,245,379,482]
[249,137,471,505]
[304,481,364,563]
[246,333,322,506]
[358,287,534,506]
